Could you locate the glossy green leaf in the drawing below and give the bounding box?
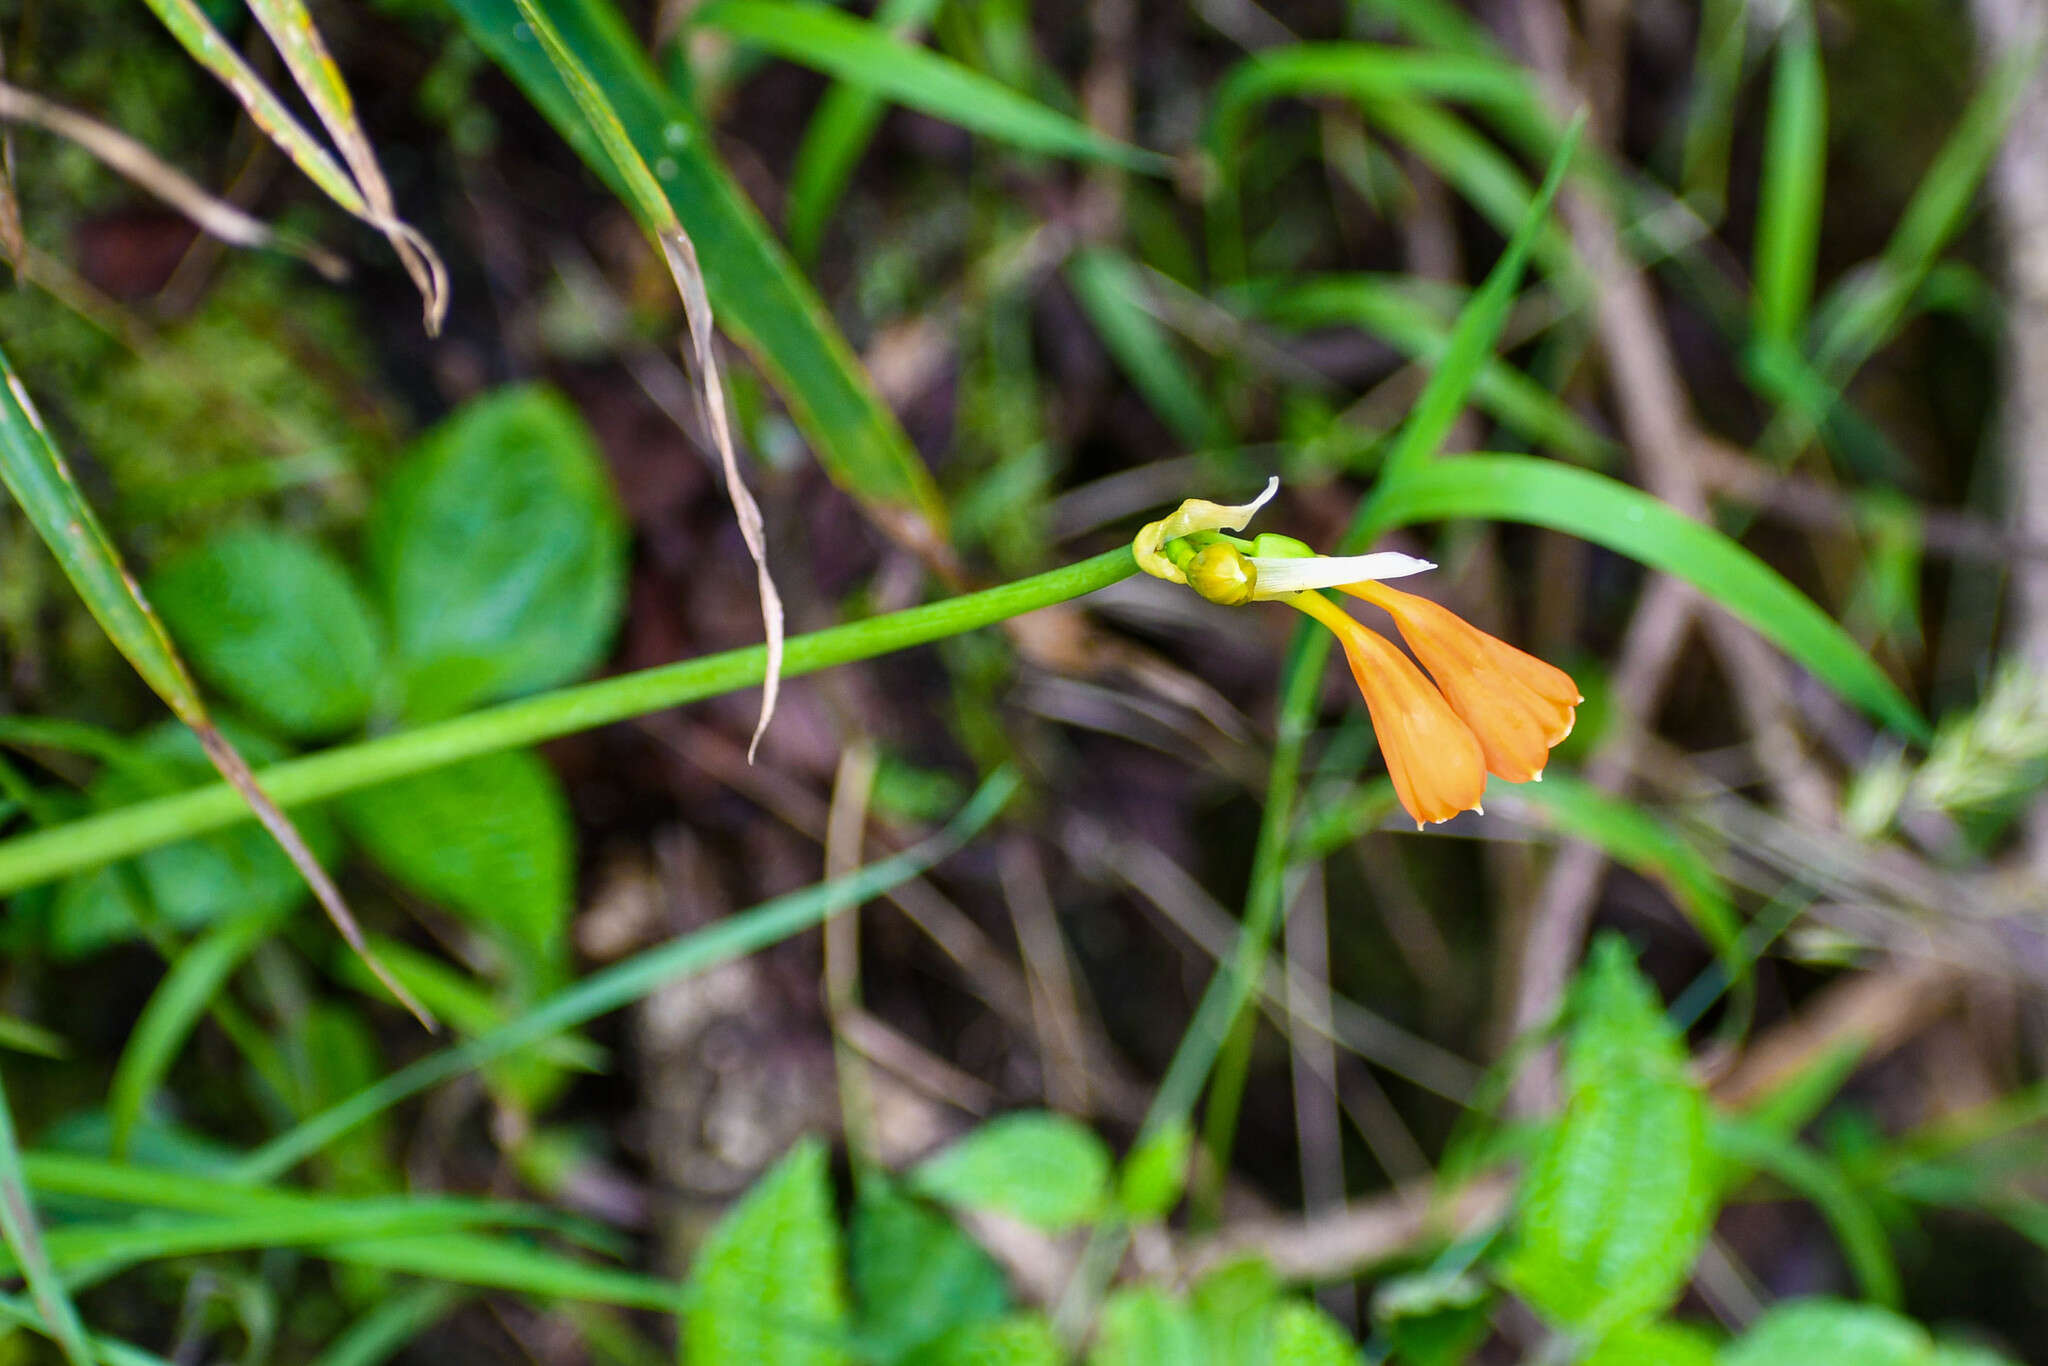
[1583,1321,1717,1366]
[1372,1269,1490,1366]
[850,1184,1009,1358]
[1189,1259,1283,1366]
[1116,1118,1192,1222]
[697,0,1165,174]
[148,527,382,739]
[1720,1300,1927,1366]
[1505,936,1715,1333]
[910,1111,1111,1231]
[1272,1302,1362,1364]
[1378,456,1927,739]
[902,1315,1063,1366]
[1088,1288,1203,1366]
[339,750,572,982]
[682,1139,850,1366]
[447,0,944,525]
[369,386,626,720]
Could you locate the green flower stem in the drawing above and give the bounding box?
[0,548,1135,895]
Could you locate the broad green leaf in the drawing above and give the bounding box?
[368,386,626,720]
[52,723,339,958]
[1088,1288,1203,1366]
[447,0,945,525]
[910,1111,1111,1232]
[1372,1269,1490,1366]
[696,0,1165,174]
[1377,456,1929,739]
[339,750,571,984]
[1751,10,1826,347]
[1272,1302,1362,1364]
[149,527,382,739]
[1720,1299,1926,1366]
[902,1315,1063,1366]
[682,1139,850,1366]
[1116,1118,1192,1222]
[849,1184,1009,1358]
[1584,1321,1717,1366]
[1929,1345,2022,1366]
[1505,936,1716,1333]
[1066,250,1229,452]
[1189,1259,1283,1366]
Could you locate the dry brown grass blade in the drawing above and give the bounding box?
[0,81,344,279]
[658,227,786,762]
[191,729,433,1029]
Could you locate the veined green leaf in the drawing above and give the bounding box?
[682,1139,850,1365]
[1377,455,1927,739]
[1088,1288,1202,1366]
[448,0,944,525]
[697,0,1166,174]
[1721,1299,1928,1366]
[910,1111,1111,1232]
[1505,936,1716,1333]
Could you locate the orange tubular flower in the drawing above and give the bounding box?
[1291,591,1487,827]
[1341,581,1582,785]
[1131,479,1581,830]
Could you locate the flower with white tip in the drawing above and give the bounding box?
[1134,478,1581,828]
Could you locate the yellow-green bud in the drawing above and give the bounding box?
[1186,543,1257,605]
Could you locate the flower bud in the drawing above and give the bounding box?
[1186,543,1257,605]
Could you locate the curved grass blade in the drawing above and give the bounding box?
[107,908,284,1158]
[1378,455,1928,739]
[308,1285,462,1366]
[0,1292,168,1366]
[0,550,1127,895]
[449,0,945,527]
[326,1233,681,1312]
[1206,43,1542,157]
[783,0,945,262]
[226,766,1019,1183]
[0,1073,91,1366]
[1067,249,1231,452]
[0,348,430,1027]
[136,0,446,330]
[505,0,785,757]
[698,0,1165,173]
[1713,1116,1902,1308]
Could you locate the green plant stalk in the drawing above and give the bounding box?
[0,550,1129,895]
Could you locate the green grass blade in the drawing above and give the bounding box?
[106,909,284,1158]
[1066,249,1231,451]
[1378,455,1927,739]
[225,766,1019,1183]
[1241,274,1614,464]
[0,1073,92,1366]
[0,549,1129,894]
[696,0,1167,173]
[448,0,945,525]
[783,0,945,262]
[0,1292,169,1366]
[1371,117,1582,495]
[308,1285,462,1366]
[325,1233,680,1311]
[1714,1116,1902,1308]
[0,346,429,1024]
[1751,7,1826,347]
[1812,34,2044,378]
[1495,772,1738,958]
[1678,0,1750,218]
[1205,43,1540,158]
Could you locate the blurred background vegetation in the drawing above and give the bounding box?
[0,0,2046,1360]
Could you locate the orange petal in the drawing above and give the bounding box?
[1343,581,1581,784]
[1294,593,1487,827]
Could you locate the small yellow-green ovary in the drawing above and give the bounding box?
[1186,543,1257,605]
